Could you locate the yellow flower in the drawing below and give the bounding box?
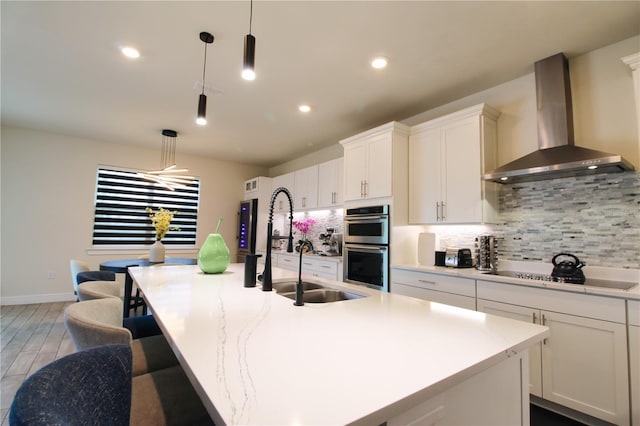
[146,207,180,241]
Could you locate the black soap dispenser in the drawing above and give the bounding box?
[244,254,262,287]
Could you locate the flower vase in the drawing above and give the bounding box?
[149,240,165,263]
[198,233,230,274]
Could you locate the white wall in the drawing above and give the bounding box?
[0,126,267,303]
[269,143,343,176]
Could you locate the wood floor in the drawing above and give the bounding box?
[0,302,74,425]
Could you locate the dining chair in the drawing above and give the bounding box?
[77,280,162,339]
[63,298,177,376]
[69,259,90,300]
[10,344,133,426]
[77,280,121,301]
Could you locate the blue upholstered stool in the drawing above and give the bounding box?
[9,344,132,426]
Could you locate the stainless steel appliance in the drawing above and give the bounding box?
[344,205,389,292]
[444,248,473,268]
[237,199,258,263]
[318,228,342,256]
[483,53,634,184]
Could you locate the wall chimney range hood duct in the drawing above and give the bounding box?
[483,53,634,184]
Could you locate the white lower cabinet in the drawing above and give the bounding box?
[389,350,529,426]
[276,253,342,281]
[476,299,543,396]
[477,280,630,425]
[629,300,640,426]
[391,268,476,310]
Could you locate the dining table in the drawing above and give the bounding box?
[100,257,196,317]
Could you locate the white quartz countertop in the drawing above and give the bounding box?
[392,263,640,300]
[130,263,547,426]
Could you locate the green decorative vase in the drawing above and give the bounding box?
[198,233,230,274]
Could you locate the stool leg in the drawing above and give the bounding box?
[124,272,133,318]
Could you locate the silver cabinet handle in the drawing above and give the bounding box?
[441,201,446,220]
[436,202,441,221]
[418,279,437,285]
[364,180,368,197]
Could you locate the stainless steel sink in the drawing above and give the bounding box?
[278,288,365,303]
[271,281,325,293]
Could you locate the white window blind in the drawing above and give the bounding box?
[92,167,200,246]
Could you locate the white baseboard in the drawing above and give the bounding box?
[1,293,75,306]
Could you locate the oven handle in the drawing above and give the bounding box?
[344,215,389,221]
[345,244,388,252]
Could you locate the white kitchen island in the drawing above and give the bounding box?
[129,263,548,426]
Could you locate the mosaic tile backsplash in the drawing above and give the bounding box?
[435,172,639,269]
[274,209,344,254]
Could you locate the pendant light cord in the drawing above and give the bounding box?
[201,43,208,95]
[249,0,253,34]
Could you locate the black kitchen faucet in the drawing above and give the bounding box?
[261,187,294,292]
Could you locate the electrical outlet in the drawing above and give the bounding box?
[47,271,56,280]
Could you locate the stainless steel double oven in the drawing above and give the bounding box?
[343,205,389,292]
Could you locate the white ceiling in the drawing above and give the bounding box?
[2,1,639,168]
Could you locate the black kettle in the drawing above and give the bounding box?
[551,253,586,284]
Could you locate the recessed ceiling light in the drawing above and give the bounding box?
[587,165,598,170]
[121,46,140,59]
[371,56,388,69]
[298,104,311,113]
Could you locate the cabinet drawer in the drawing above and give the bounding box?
[392,269,475,297]
[477,280,625,323]
[277,255,297,271]
[392,282,476,310]
[301,258,338,275]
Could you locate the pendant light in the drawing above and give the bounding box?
[242,0,256,81]
[196,32,214,125]
[137,130,195,191]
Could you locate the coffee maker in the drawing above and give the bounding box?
[319,228,342,256]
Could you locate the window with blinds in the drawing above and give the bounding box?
[92,167,200,246]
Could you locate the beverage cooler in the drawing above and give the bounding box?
[237,199,258,263]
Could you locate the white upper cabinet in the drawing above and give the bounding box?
[340,122,409,202]
[409,103,500,224]
[243,176,270,201]
[271,172,295,213]
[294,165,319,210]
[318,158,344,208]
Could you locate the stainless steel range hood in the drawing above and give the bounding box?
[483,53,634,184]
